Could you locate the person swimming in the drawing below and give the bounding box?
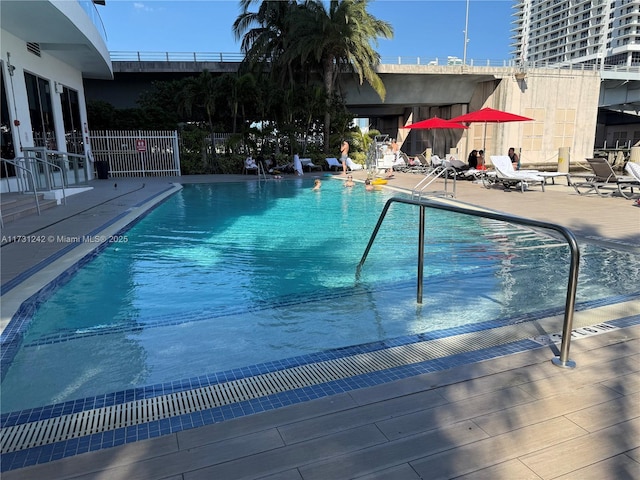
[312,178,321,191]
[364,179,374,191]
[344,175,355,187]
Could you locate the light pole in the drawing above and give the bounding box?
[463,0,470,64]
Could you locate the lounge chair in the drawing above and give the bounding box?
[625,161,640,201]
[429,155,444,170]
[243,157,259,175]
[625,161,640,182]
[269,162,293,174]
[300,158,321,172]
[393,152,417,173]
[345,157,364,171]
[391,152,408,172]
[325,157,343,171]
[572,157,638,198]
[489,155,546,192]
[405,153,430,173]
[442,157,476,179]
[487,156,570,186]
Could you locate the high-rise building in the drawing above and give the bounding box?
[512,0,640,67]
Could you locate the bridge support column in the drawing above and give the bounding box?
[558,147,570,173]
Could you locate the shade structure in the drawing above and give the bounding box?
[449,107,534,153]
[402,117,468,156]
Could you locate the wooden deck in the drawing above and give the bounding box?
[1,172,639,479]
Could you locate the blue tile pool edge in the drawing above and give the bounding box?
[1,313,638,473]
[2,291,638,428]
[0,184,181,381]
[0,184,179,296]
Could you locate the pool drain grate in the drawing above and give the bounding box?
[1,322,537,454]
[0,317,623,454]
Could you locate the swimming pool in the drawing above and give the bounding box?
[2,179,639,414]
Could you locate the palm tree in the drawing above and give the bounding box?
[175,70,219,168]
[233,0,298,86]
[287,0,393,152]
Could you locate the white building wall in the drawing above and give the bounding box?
[1,30,95,192]
[2,30,88,150]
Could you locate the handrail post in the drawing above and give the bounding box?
[417,205,425,303]
[552,231,580,369]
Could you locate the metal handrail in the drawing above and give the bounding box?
[257,161,267,180]
[0,158,41,215]
[412,166,457,199]
[23,147,88,187]
[107,52,640,74]
[356,197,580,369]
[17,155,67,206]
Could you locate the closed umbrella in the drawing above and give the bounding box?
[450,107,533,153]
[402,117,468,156]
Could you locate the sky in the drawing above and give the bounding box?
[98,1,514,64]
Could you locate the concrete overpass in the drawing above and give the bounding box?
[88,53,640,114]
[84,53,639,164]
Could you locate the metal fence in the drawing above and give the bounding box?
[90,130,180,177]
[108,51,640,74]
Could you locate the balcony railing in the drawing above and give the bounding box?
[78,0,107,43]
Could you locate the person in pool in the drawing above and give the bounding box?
[364,178,374,191]
[344,175,355,187]
[312,178,322,191]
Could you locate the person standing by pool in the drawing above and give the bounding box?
[340,140,349,175]
[391,138,399,161]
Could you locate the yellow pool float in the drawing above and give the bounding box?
[371,178,388,185]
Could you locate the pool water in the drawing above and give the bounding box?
[2,179,638,413]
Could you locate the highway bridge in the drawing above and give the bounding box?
[84,52,640,163]
[89,51,640,115]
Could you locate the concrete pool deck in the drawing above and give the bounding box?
[1,172,639,479]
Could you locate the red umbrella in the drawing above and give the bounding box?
[403,117,469,130]
[402,117,468,155]
[450,107,533,152]
[450,107,533,124]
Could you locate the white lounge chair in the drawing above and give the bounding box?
[489,155,546,192]
[345,157,363,171]
[625,161,640,182]
[243,157,259,175]
[625,161,640,200]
